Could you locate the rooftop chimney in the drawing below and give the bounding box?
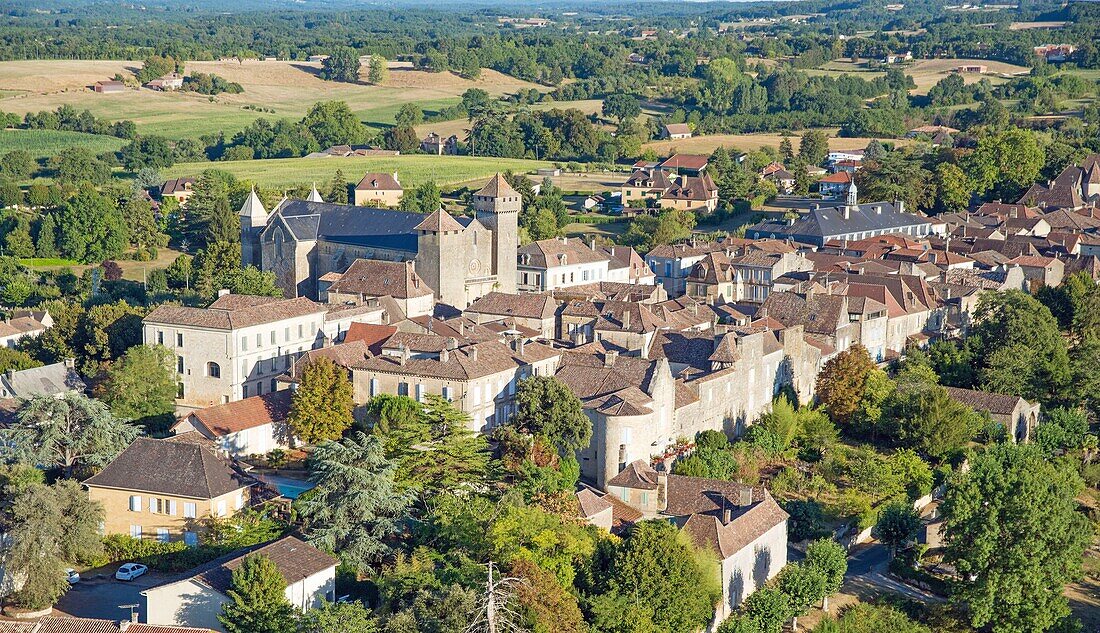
[399,344,409,366]
[468,346,478,363]
[621,310,631,330]
[440,347,450,363]
[722,504,732,525]
[218,288,230,297]
[604,350,618,367]
[739,487,753,507]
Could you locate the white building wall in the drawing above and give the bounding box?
[716,520,789,623]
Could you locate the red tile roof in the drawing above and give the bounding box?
[184,391,292,437]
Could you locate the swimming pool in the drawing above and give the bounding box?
[259,473,315,499]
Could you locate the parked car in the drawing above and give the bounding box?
[66,568,80,584]
[115,563,148,581]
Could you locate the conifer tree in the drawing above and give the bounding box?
[219,555,296,633]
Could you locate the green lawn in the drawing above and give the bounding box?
[0,129,126,159]
[17,257,80,267]
[168,155,554,189]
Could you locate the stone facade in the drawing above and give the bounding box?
[241,175,518,307]
[87,484,249,544]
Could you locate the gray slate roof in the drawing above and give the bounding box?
[270,200,473,253]
[0,361,85,399]
[746,202,930,244]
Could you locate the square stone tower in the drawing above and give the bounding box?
[238,187,268,268]
[473,174,520,293]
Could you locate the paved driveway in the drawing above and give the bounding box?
[54,570,168,621]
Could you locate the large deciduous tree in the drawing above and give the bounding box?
[289,356,354,444]
[1,393,139,478]
[320,47,361,84]
[970,290,1070,404]
[940,444,1091,633]
[99,344,177,430]
[6,479,104,609]
[875,501,921,556]
[603,520,719,633]
[298,432,411,573]
[815,344,875,425]
[514,376,592,454]
[55,190,128,263]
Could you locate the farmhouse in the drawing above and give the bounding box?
[955,64,987,73]
[662,123,693,140]
[817,170,854,199]
[146,72,184,90]
[84,437,256,544]
[353,172,403,206]
[421,132,459,155]
[160,177,197,205]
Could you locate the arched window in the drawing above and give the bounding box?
[206,362,221,379]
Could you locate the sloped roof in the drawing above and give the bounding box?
[519,237,610,269]
[659,154,709,171]
[0,361,85,398]
[944,386,1030,415]
[607,459,660,490]
[414,209,465,232]
[475,173,519,198]
[183,391,292,438]
[327,259,433,299]
[680,492,789,559]
[145,296,325,330]
[146,536,336,596]
[466,291,556,320]
[354,172,401,191]
[84,438,254,499]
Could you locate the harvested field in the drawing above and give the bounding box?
[643,130,912,155]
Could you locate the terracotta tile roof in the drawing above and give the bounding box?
[342,323,398,353]
[145,296,325,330]
[413,209,465,232]
[354,172,401,191]
[944,386,1030,415]
[659,154,709,171]
[1008,255,1057,268]
[475,173,519,198]
[353,338,558,381]
[680,492,788,559]
[519,237,610,269]
[181,391,292,438]
[84,438,254,499]
[554,352,662,414]
[576,487,613,518]
[0,315,48,339]
[607,459,660,489]
[818,171,854,184]
[327,259,433,299]
[148,536,336,596]
[466,291,557,320]
[663,123,692,135]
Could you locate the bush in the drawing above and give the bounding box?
[102,534,187,563]
[783,499,830,542]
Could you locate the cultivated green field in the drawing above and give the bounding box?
[168,155,554,189]
[0,128,126,159]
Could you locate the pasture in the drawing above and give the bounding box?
[167,154,553,190]
[0,59,545,140]
[809,58,1031,94]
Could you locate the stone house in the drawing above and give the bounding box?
[352,172,403,207]
[604,460,789,624]
[0,309,52,348]
[348,332,561,432]
[84,438,256,545]
[420,132,459,155]
[518,237,613,291]
[1006,255,1064,289]
[160,177,196,205]
[662,123,693,139]
[143,294,330,409]
[141,536,336,631]
[464,291,558,339]
[171,391,293,458]
[944,386,1039,442]
[320,259,435,318]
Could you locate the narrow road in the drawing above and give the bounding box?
[842,540,945,603]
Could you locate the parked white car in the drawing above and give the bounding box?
[115,563,148,581]
[66,568,80,584]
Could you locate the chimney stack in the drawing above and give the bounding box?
[739,487,753,507]
[399,344,409,366]
[722,504,732,525]
[604,350,618,367]
[468,346,478,363]
[218,288,230,297]
[621,310,631,330]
